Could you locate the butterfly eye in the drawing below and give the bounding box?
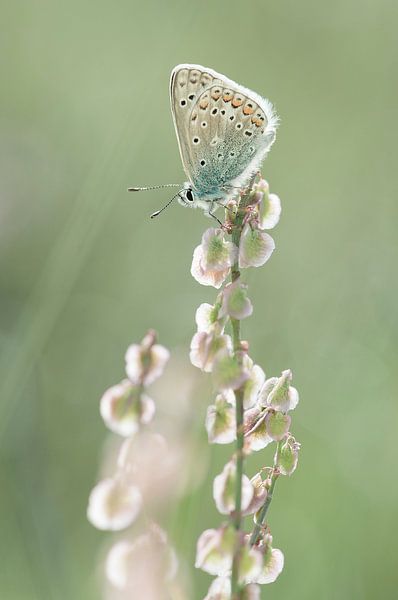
[186,189,194,202]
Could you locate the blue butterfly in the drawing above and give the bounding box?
[129,64,278,221]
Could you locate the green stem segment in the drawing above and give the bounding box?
[249,442,281,546]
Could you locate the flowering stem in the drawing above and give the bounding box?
[230,188,253,598]
[230,308,244,595]
[231,369,244,597]
[249,442,281,546]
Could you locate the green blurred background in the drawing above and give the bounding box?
[1,0,397,598]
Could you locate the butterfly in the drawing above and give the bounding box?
[129,64,278,222]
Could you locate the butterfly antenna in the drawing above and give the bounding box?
[150,192,180,219]
[127,184,180,192]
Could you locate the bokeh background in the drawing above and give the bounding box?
[1,1,397,598]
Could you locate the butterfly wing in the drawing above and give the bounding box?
[170,65,223,183]
[170,64,278,200]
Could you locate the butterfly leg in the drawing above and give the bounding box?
[208,211,224,227]
[208,201,237,233]
[204,201,223,227]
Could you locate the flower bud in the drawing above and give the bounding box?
[240,340,250,352]
[190,331,232,373]
[242,473,267,516]
[206,391,236,444]
[204,578,260,600]
[195,526,236,576]
[87,477,142,531]
[265,410,291,441]
[213,460,253,515]
[191,228,238,288]
[239,223,275,268]
[220,279,253,320]
[244,407,272,453]
[195,301,224,333]
[255,179,281,230]
[242,355,266,409]
[125,333,169,386]
[212,350,250,390]
[278,436,301,476]
[105,525,178,591]
[201,228,238,271]
[100,379,155,437]
[204,576,231,600]
[259,369,299,413]
[239,543,263,585]
[256,547,284,584]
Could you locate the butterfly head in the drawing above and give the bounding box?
[177,183,197,208]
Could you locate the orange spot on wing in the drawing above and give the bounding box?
[243,105,255,115]
[251,117,263,127]
[223,90,233,102]
[232,97,243,108]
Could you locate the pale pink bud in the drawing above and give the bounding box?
[239,223,275,268]
[259,369,299,412]
[242,473,267,516]
[278,435,301,476]
[256,547,284,584]
[240,340,250,352]
[206,391,236,444]
[195,302,224,333]
[125,338,170,386]
[204,576,231,600]
[220,279,253,320]
[105,525,178,592]
[190,331,232,373]
[242,356,266,409]
[254,179,281,230]
[201,228,238,272]
[100,379,155,437]
[212,350,250,390]
[87,477,142,531]
[265,410,291,441]
[244,407,273,453]
[239,544,263,585]
[191,228,238,288]
[105,540,133,590]
[191,245,230,288]
[195,526,236,576]
[204,578,260,600]
[213,460,253,515]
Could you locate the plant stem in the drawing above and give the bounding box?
[249,442,281,546]
[229,187,253,598]
[230,297,244,596]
